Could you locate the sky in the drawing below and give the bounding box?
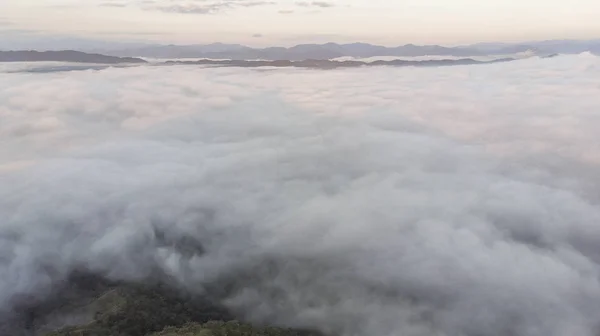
[2,54,600,335]
[1,0,600,46]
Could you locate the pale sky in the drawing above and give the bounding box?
[1,0,600,46]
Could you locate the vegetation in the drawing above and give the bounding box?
[48,321,322,336]
[152,321,322,336]
[43,281,322,336]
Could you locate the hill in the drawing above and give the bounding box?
[164,57,517,69]
[0,271,323,336]
[0,50,147,64]
[96,42,539,60]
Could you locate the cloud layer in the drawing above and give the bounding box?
[2,55,600,336]
[94,0,334,14]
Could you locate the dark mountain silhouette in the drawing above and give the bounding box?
[164,57,517,69]
[0,50,147,64]
[465,39,600,54]
[96,42,538,60]
[4,39,598,61]
[88,43,249,59]
[2,55,521,73]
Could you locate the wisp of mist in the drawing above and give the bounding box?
[1,53,600,336]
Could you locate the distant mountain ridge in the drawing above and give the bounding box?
[97,39,600,60]
[93,42,542,60]
[2,38,599,61]
[0,47,586,68]
[164,57,517,69]
[0,50,147,63]
[0,51,521,71]
[463,39,600,54]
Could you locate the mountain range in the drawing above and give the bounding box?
[0,50,147,63]
[83,39,600,60]
[0,50,524,71]
[2,39,598,62]
[1,38,598,66]
[89,42,537,60]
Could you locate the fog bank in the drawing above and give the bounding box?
[2,54,600,336]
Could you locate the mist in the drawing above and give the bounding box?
[2,54,600,336]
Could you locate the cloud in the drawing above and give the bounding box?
[295,1,335,8]
[278,9,295,14]
[2,54,600,336]
[145,0,276,14]
[310,1,335,7]
[153,4,215,14]
[252,33,263,38]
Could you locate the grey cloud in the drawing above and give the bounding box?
[310,1,335,7]
[252,33,263,38]
[278,9,295,14]
[295,1,335,8]
[2,54,600,336]
[147,0,276,14]
[238,1,276,7]
[153,4,215,14]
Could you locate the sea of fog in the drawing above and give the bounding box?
[1,53,600,336]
